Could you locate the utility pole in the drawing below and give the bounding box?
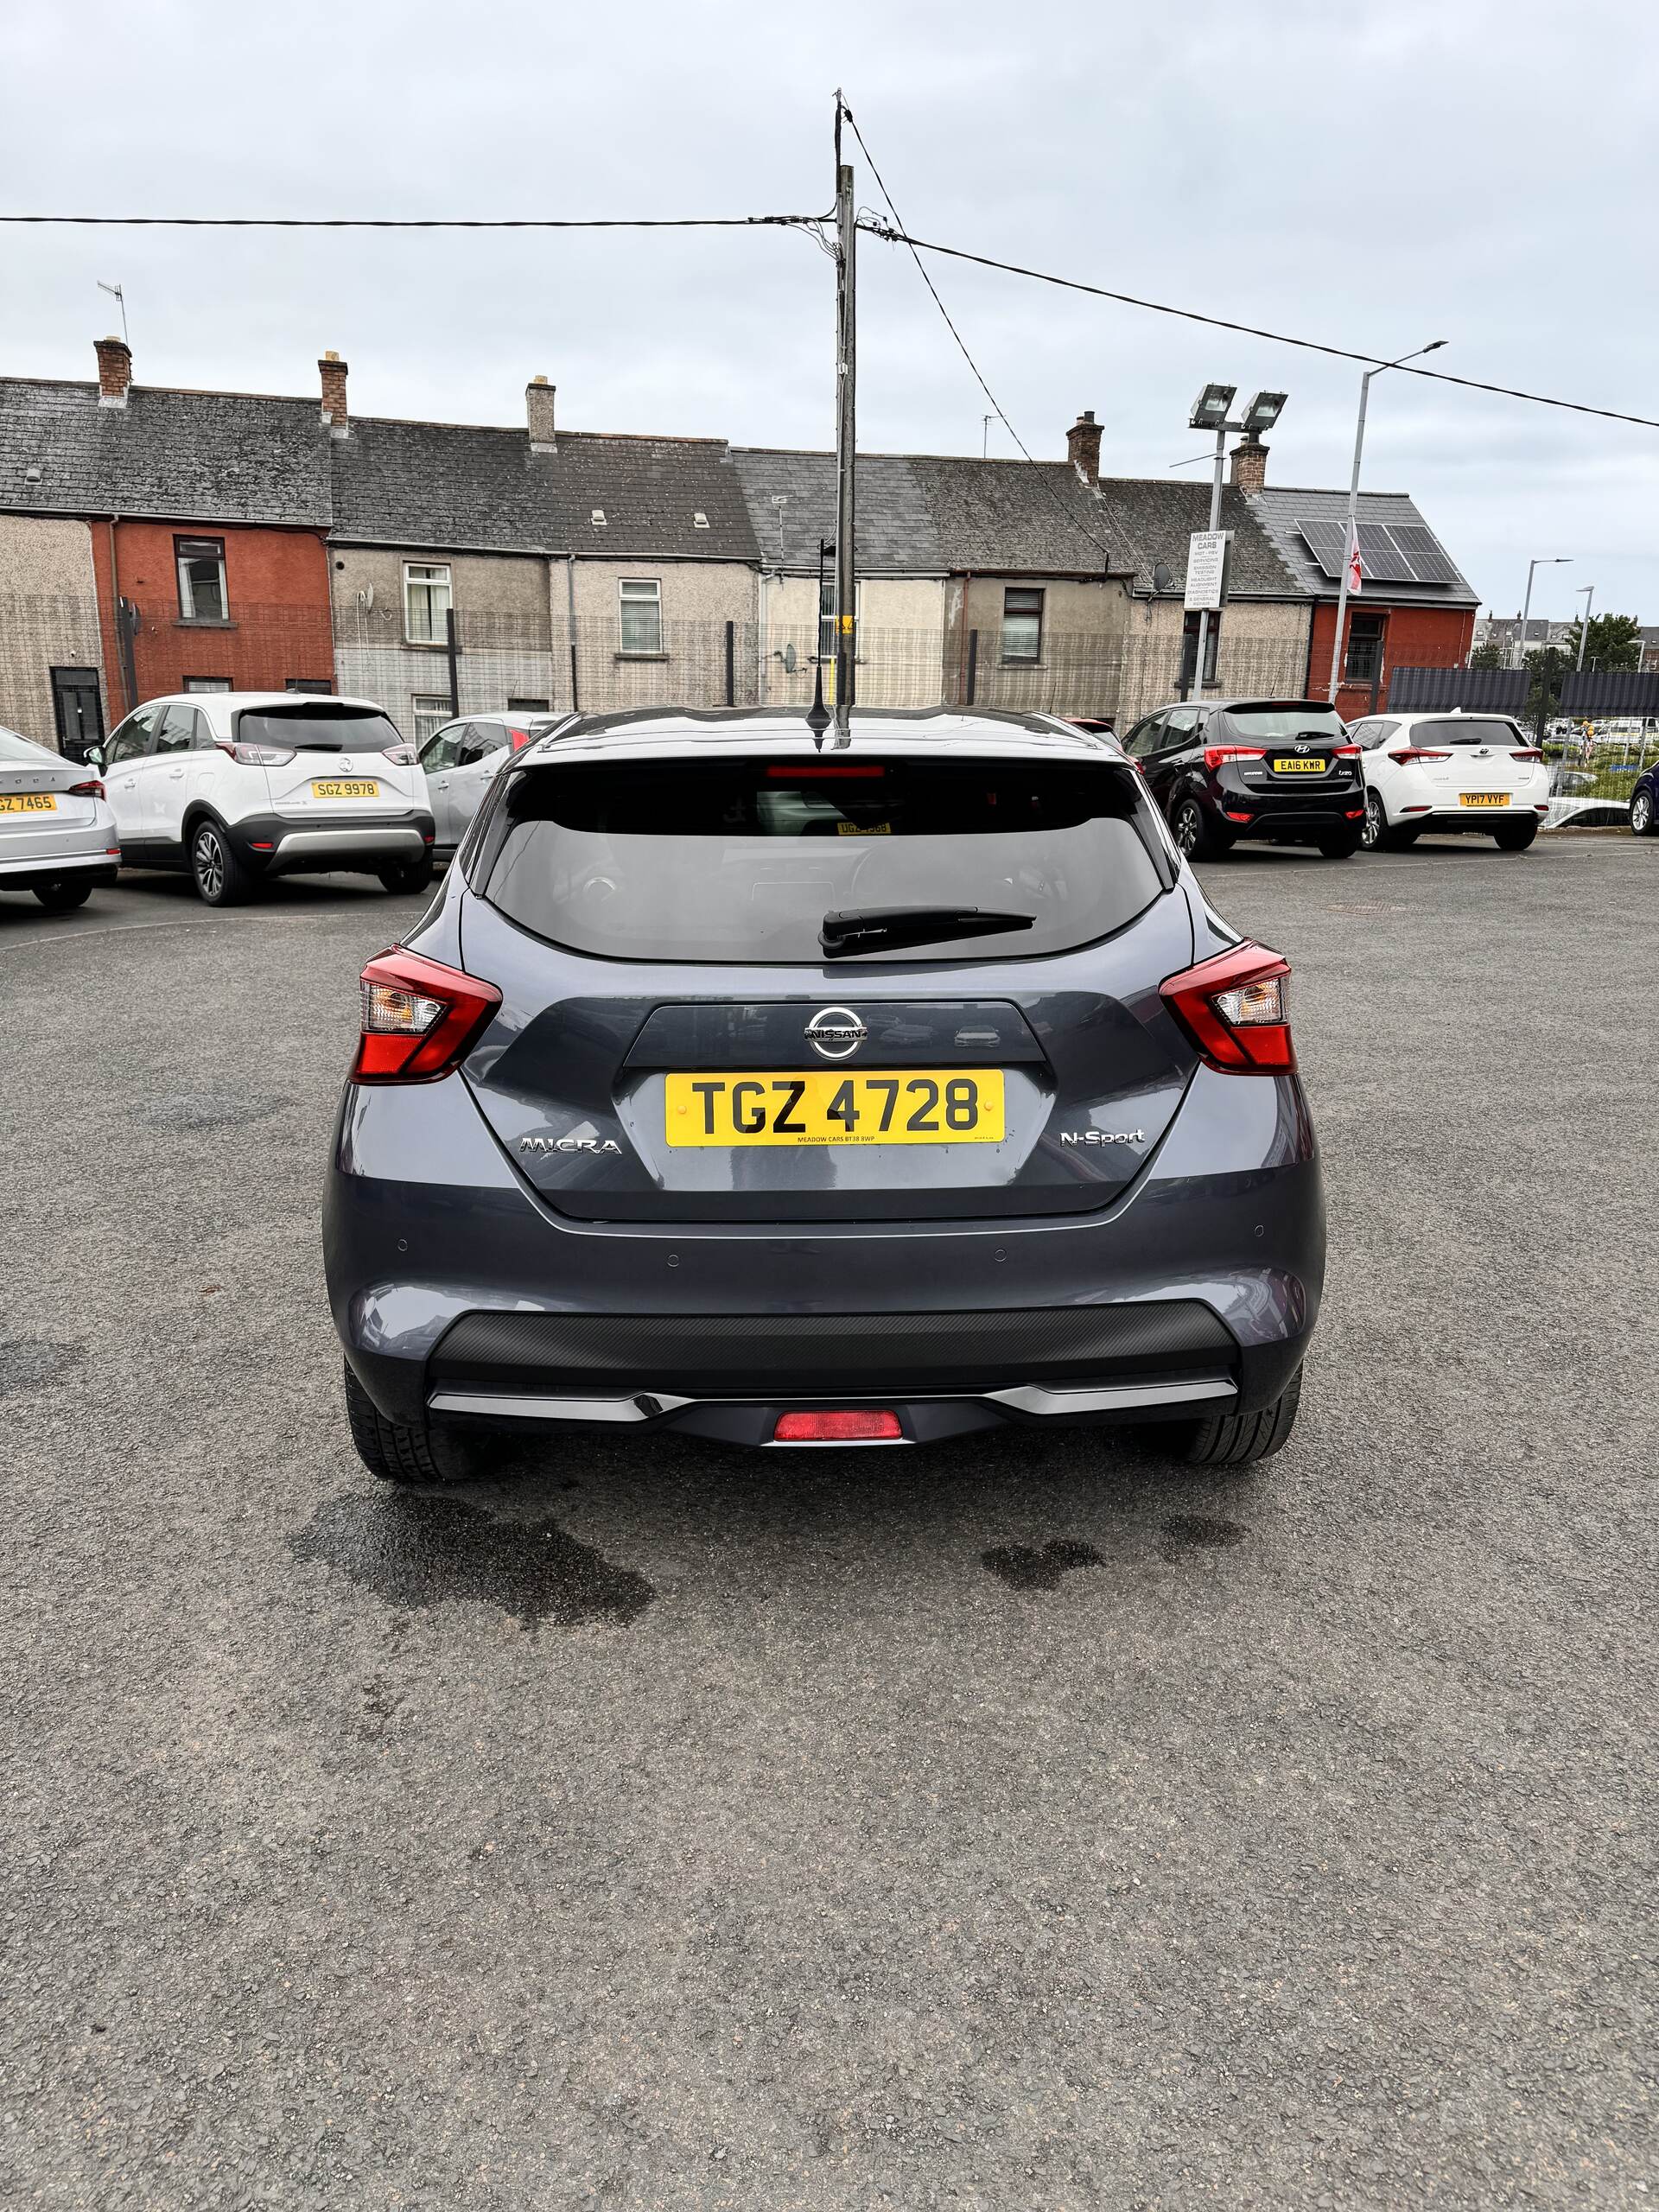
[832,114,857,741]
[1326,340,1446,702]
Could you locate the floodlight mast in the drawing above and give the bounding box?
[1182,387,1287,701]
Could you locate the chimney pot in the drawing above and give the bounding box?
[1230,434,1268,492]
[94,335,131,409]
[1065,409,1102,486]
[526,375,557,453]
[318,353,350,436]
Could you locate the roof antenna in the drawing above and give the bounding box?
[97,279,129,348]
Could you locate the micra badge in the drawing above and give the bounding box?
[1059,1129,1145,1146]
[520,1135,622,1155]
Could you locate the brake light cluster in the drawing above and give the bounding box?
[1203,744,1264,772]
[217,740,297,766]
[1388,747,1451,766]
[1160,942,1295,1073]
[351,949,502,1084]
[67,779,105,799]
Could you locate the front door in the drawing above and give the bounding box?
[51,668,105,764]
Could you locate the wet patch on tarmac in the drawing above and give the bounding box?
[0,1339,86,1398]
[139,1092,289,1132]
[982,1538,1105,1592]
[289,1492,656,1634]
[1159,1513,1249,1562]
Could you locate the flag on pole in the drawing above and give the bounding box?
[1346,524,1363,596]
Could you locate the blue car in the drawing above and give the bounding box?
[1630,760,1658,836]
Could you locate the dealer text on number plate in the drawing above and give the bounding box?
[311,778,380,800]
[665,1069,1005,1147]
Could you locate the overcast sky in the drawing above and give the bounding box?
[5,0,1656,620]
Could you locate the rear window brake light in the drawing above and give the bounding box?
[765,765,886,779]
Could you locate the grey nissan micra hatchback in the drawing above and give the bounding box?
[324,708,1324,1479]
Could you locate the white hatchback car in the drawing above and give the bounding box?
[1350,711,1549,853]
[95,692,435,905]
[0,723,121,911]
[418,710,572,859]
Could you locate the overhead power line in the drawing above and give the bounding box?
[856,221,1659,435]
[837,105,1119,571]
[0,212,822,232]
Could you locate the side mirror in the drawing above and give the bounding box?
[85,745,105,769]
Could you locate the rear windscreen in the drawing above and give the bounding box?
[1222,706,1350,744]
[1414,719,1524,748]
[479,757,1164,963]
[234,706,404,754]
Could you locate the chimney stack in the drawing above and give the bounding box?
[94,336,131,409]
[1065,409,1102,486]
[319,351,349,436]
[1230,434,1268,492]
[526,375,556,453]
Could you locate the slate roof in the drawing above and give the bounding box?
[731,448,944,573]
[0,378,330,525]
[906,456,1122,576]
[0,377,760,562]
[1093,477,1302,599]
[1246,486,1478,607]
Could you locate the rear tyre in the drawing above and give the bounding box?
[378,855,435,895]
[1629,790,1656,837]
[32,879,92,912]
[1162,1364,1302,1467]
[1493,819,1539,853]
[1316,830,1362,859]
[343,1361,446,1486]
[1170,795,1224,863]
[190,819,254,906]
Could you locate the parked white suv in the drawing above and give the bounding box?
[419,711,571,858]
[95,693,435,904]
[1350,711,1549,853]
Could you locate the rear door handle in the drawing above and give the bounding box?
[168,767,185,779]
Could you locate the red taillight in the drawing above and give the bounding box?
[68,779,105,799]
[507,727,534,751]
[350,948,502,1084]
[1388,747,1452,765]
[765,765,886,779]
[1333,743,1360,758]
[381,742,419,766]
[1203,745,1266,772]
[772,1409,903,1443]
[1160,942,1295,1074]
[1512,747,1543,762]
[217,740,297,766]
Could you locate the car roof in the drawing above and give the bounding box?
[518,705,1122,768]
[136,690,386,713]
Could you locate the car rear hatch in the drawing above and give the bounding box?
[1216,702,1358,798]
[1407,718,1535,807]
[0,740,104,862]
[236,702,424,818]
[454,741,1202,1223]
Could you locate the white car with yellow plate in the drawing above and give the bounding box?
[0,723,121,912]
[1350,710,1548,853]
[93,691,435,905]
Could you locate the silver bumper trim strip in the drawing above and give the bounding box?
[427,1375,1237,1424]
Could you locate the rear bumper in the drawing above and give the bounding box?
[0,851,119,887]
[325,1059,1325,1440]
[1224,797,1364,840]
[1411,806,1547,831]
[226,809,435,878]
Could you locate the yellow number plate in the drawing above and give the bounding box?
[1271,756,1325,773]
[665,1069,1005,1147]
[311,778,380,800]
[0,792,58,813]
[1459,792,1506,808]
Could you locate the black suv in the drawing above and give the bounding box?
[1121,698,1364,861]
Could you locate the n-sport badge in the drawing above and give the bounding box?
[804,1006,868,1061]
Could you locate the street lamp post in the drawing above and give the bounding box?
[1574,582,1596,671]
[1516,556,1571,669]
[1326,341,1446,703]
[1185,384,1287,698]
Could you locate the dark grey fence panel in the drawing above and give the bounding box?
[1559,668,1659,716]
[1387,666,1529,713]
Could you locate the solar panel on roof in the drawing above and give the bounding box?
[1354,523,1417,584]
[1297,521,1349,580]
[1389,524,1462,587]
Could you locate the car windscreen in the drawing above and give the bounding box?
[1414,719,1525,748]
[1221,706,1350,745]
[477,755,1164,963]
[0,727,52,764]
[232,706,404,754]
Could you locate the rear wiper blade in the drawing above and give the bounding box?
[819,905,1035,958]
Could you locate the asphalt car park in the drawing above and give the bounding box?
[3,838,1651,2209]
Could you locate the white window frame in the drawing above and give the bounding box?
[175,536,228,623]
[404,562,453,646]
[411,694,452,746]
[618,577,664,657]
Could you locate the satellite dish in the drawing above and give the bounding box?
[358,585,375,610]
[781,642,798,674]
[1153,563,1173,593]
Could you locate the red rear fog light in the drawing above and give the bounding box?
[772,1410,904,1444]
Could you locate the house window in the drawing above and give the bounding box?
[1001,588,1045,663]
[619,578,663,655]
[818,580,862,663]
[1345,612,1386,683]
[175,537,227,623]
[507,696,549,712]
[1179,610,1220,690]
[404,563,453,645]
[285,678,333,695]
[183,677,232,693]
[411,694,451,745]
